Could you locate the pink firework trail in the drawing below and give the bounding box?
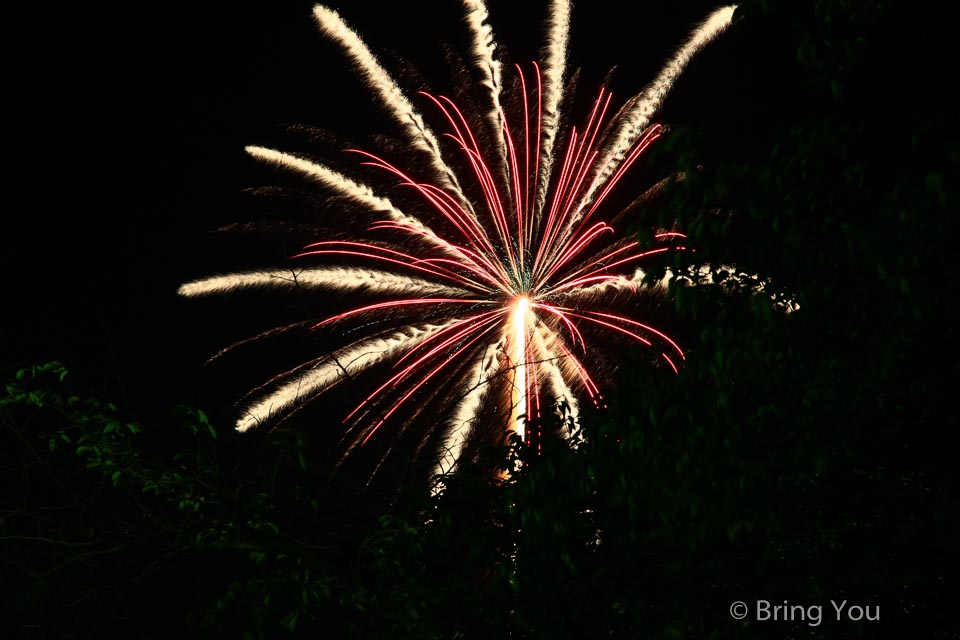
[179,1,738,479]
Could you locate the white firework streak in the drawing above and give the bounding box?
[577,6,736,217]
[530,322,600,425]
[236,322,455,433]
[246,146,429,233]
[565,265,798,313]
[178,266,471,299]
[531,324,580,440]
[312,5,472,210]
[246,146,478,265]
[435,339,505,477]
[659,265,801,312]
[536,0,571,217]
[559,267,673,297]
[461,0,506,161]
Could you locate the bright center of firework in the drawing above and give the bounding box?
[510,295,530,440]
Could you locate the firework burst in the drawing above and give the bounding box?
[180,1,737,479]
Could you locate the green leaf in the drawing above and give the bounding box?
[899,276,910,296]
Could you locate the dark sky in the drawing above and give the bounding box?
[8,0,788,420]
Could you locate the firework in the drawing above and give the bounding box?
[180,1,737,479]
